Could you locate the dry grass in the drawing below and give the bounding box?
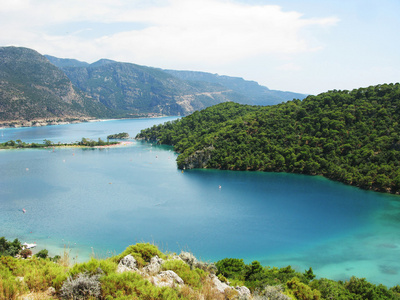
[17,291,56,300]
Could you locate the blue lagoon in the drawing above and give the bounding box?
[1,118,400,287]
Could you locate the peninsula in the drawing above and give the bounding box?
[0,138,121,149]
[136,83,400,195]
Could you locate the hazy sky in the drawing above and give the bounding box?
[1,0,399,94]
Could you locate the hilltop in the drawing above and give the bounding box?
[137,83,400,194]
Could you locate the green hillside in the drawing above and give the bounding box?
[137,83,400,194]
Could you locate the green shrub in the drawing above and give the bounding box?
[100,271,180,299]
[344,276,399,300]
[35,249,49,259]
[286,277,321,300]
[19,257,66,292]
[68,258,117,278]
[112,243,166,267]
[309,278,353,300]
[0,268,27,300]
[162,259,206,289]
[0,256,66,294]
[216,258,245,281]
[0,237,22,257]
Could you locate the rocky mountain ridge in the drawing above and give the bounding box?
[0,46,306,126]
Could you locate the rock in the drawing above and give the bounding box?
[179,251,198,268]
[235,286,251,298]
[153,270,184,288]
[178,146,214,169]
[143,255,164,275]
[178,251,216,273]
[171,255,184,261]
[210,274,232,293]
[117,254,138,273]
[46,286,56,295]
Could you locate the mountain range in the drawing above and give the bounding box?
[0,46,306,126]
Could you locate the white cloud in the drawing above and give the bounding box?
[277,62,302,71]
[0,0,338,66]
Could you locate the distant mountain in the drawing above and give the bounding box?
[0,47,112,123]
[164,70,307,105]
[45,55,89,68]
[47,57,249,116]
[0,46,308,125]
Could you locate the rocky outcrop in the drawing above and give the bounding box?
[178,146,215,170]
[235,285,251,298]
[211,274,232,293]
[142,255,164,275]
[179,251,217,274]
[117,254,138,273]
[152,270,184,288]
[116,252,249,298]
[210,274,251,298]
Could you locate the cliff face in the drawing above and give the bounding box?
[177,146,215,170]
[0,47,111,123]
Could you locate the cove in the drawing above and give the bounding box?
[0,118,399,287]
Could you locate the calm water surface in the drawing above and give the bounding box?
[1,118,400,287]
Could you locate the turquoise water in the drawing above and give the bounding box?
[1,118,400,287]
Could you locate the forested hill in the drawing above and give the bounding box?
[136,83,400,194]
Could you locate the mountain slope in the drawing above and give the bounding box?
[47,57,248,116]
[136,83,400,194]
[0,47,112,123]
[164,70,307,105]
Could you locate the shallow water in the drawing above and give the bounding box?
[1,118,399,287]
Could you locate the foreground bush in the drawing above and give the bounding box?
[111,243,166,267]
[1,242,400,300]
[100,271,180,299]
[60,273,101,300]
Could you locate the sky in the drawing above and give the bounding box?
[0,0,399,95]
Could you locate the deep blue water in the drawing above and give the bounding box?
[1,118,400,287]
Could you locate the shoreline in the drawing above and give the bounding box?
[0,141,134,150]
[0,114,174,129]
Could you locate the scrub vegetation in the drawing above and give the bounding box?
[1,238,399,299]
[0,138,118,149]
[136,83,400,194]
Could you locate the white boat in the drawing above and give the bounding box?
[22,242,37,249]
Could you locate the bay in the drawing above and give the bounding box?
[0,118,399,287]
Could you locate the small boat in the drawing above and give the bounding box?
[22,242,36,249]
[22,208,26,213]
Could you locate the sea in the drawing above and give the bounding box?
[1,117,399,287]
